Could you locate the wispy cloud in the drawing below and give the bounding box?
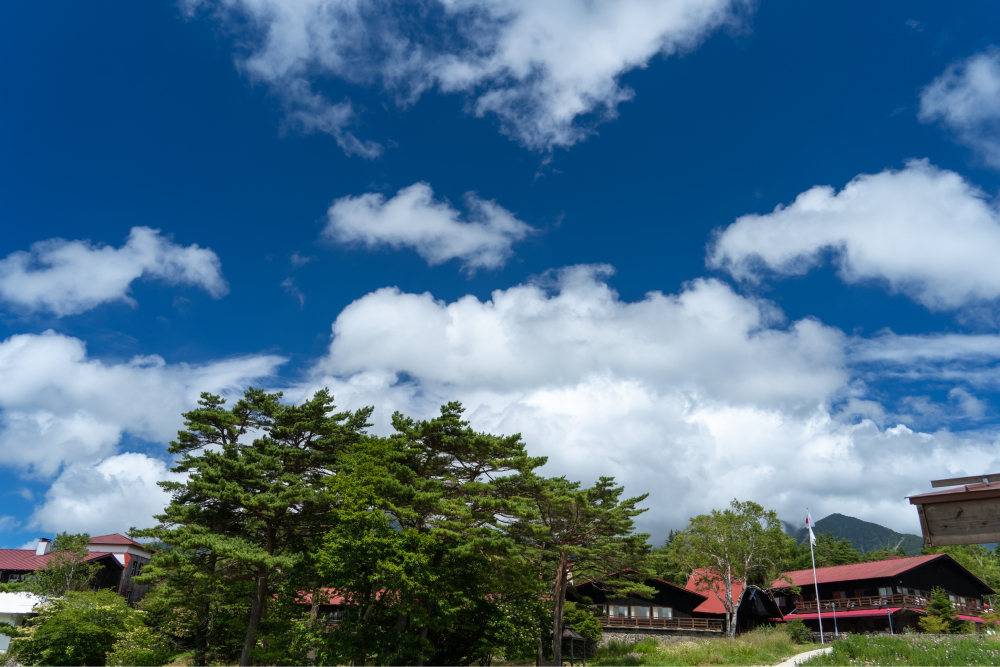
[920,48,1000,168]
[184,0,750,153]
[324,182,536,272]
[0,227,229,317]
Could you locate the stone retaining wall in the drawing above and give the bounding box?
[599,627,724,645]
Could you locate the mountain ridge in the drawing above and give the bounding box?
[787,512,923,556]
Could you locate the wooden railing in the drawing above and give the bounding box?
[602,616,723,631]
[797,594,985,617]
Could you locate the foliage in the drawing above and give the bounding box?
[676,499,790,636]
[561,601,602,643]
[649,529,692,586]
[0,533,101,597]
[134,387,372,666]
[316,402,547,666]
[593,626,803,666]
[6,589,141,666]
[918,615,950,634]
[105,624,175,666]
[801,634,1000,666]
[506,473,652,665]
[785,617,811,643]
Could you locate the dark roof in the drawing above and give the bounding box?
[89,533,146,548]
[575,571,708,604]
[0,549,116,572]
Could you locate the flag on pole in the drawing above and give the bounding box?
[805,511,817,546]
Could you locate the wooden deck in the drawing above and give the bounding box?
[796,594,985,617]
[602,616,724,631]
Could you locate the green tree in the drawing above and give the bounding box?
[676,499,790,637]
[0,533,100,596]
[650,529,692,586]
[783,532,862,571]
[317,402,546,666]
[6,589,140,666]
[506,474,652,665]
[135,387,372,666]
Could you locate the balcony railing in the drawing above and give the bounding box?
[602,616,724,631]
[796,594,987,617]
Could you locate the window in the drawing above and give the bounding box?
[878,587,893,596]
[774,596,785,607]
[833,591,847,600]
[6,574,25,583]
[609,605,629,617]
[634,606,650,618]
[652,607,672,618]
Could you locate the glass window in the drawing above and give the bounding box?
[634,607,650,618]
[652,607,673,618]
[878,587,892,596]
[609,605,629,617]
[774,596,785,607]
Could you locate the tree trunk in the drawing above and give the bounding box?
[552,551,569,666]
[307,585,321,665]
[194,599,210,666]
[239,566,269,666]
[536,635,544,666]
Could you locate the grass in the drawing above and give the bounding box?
[801,633,1000,666]
[591,626,813,666]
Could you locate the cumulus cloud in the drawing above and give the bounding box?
[920,48,1000,168]
[708,160,1000,311]
[0,227,229,317]
[280,264,1000,537]
[184,0,748,152]
[0,330,286,477]
[29,453,183,536]
[324,183,535,271]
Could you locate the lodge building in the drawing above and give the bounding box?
[773,553,995,634]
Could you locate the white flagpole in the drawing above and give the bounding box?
[807,509,824,645]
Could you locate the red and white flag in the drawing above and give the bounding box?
[805,511,817,546]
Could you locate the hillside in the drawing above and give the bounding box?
[790,513,924,556]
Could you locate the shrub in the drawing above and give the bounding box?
[784,618,811,643]
[918,615,950,634]
[7,589,141,666]
[106,624,175,666]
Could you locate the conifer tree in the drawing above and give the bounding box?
[137,387,371,666]
[505,475,652,666]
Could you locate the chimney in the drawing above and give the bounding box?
[35,538,51,556]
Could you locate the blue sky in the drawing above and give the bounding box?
[2,0,1000,547]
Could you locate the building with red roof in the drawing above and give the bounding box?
[0,534,154,605]
[769,553,994,634]
[684,570,783,633]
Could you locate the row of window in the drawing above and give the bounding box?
[593,604,673,618]
[775,588,980,607]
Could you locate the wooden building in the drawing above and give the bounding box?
[684,571,784,633]
[572,574,723,633]
[0,533,153,604]
[772,554,995,634]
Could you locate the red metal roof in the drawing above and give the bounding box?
[685,571,746,615]
[89,533,145,548]
[771,554,948,587]
[0,549,115,571]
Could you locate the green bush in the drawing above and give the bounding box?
[7,589,142,666]
[106,624,175,666]
[784,618,811,643]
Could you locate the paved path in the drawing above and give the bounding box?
[771,645,834,667]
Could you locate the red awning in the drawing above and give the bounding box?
[957,615,987,624]
[784,608,903,620]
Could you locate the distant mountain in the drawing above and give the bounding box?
[790,513,924,556]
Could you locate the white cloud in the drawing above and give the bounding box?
[29,453,182,536]
[920,48,1000,168]
[184,0,748,152]
[280,264,1000,537]
[0,330,286,477]
[324,182,535,271]
[708,160,1000,311]
[0,227,229,317]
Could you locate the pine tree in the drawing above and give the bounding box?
[136,387,371,666]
